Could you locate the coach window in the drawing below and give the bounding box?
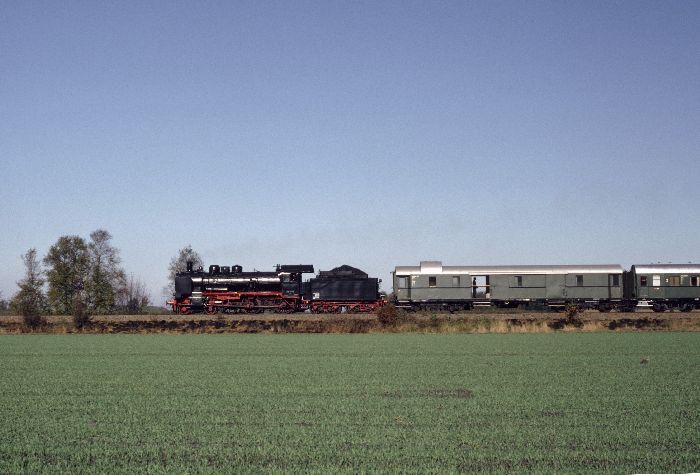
[653,275,661,287]
[692,276,699,287]
[429,276,437,287]
[398,277,408,289]
[515,276,523,287]
[452,276,460,287]
[612,274,620,287]
[669,276,680,286]
[576,275,584,287]
[640,276,647,287]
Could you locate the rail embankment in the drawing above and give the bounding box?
[2,311,700,334]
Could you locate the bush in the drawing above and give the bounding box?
[565,304,581,319]
[377,304,399,327]
[72,294,92,329]
[11,292,46,329]
[22,311,46,329]
[430,313,440,327]
[564,303,584,328]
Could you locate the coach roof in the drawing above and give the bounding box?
[395,261,624,275]
[632,264,700,274]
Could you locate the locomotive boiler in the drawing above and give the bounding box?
[171,262,314,314]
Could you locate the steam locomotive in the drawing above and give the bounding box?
[168,262,383,314]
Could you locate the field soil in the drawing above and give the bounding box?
[2,310,700,333]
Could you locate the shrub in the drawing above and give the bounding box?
[377,304,399,327]
[12,290,47,329]
[565,303,581,319]
[21,308,46,329]
[430,313,440,327]
[564,304,584,328]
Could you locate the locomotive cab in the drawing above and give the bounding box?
[278,265,315,297]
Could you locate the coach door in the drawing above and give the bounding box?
[649,275,663,298]
[397,275,411,300]
[546,275,566,299]
[607,274,620,299]
[638,275,649,298]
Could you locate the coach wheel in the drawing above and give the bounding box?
[652,303,667,313]
[681,303,694,312]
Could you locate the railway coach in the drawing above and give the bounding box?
[393,261,625,311]
[393,261,700,312]
[624,264,700,312]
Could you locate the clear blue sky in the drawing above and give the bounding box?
[1,0,699,302]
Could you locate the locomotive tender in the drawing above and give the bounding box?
[169,262,383,314]
[393,261,700,312]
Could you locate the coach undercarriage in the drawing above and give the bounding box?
[396,298,697,313]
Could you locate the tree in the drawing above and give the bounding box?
[164,245,203,297]
[86,229,125,314]
[11,248,49,326]
[71,291,91,328]
[43,236,89,314]
[116,274,151,314]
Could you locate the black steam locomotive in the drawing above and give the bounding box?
[169,262,383,314]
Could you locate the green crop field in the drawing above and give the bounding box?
[1,334,698,474]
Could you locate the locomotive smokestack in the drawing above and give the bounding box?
[186,261,193,272]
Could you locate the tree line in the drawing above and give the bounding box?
[9,229,150,322]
